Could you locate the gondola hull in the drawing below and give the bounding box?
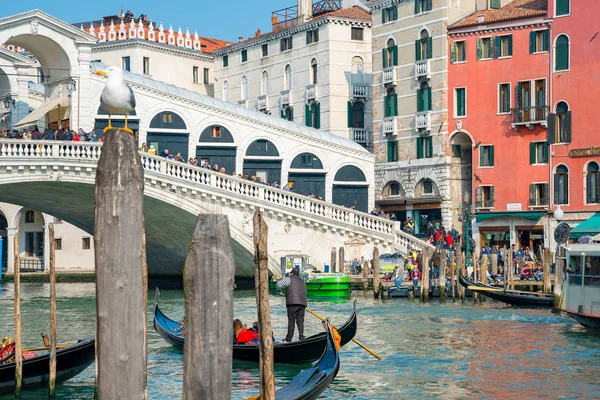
[0,337,95,395]
[459,274,552,307]
[563,310,600,331]
[153,290,357,364]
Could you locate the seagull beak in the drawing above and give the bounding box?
[95,71,106,76]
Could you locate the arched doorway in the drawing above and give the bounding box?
[0,211,7,274]
[196,125,237,174]
[243,139,281,184]
[288,153,326,199]
[95,104,139,139]
[147,111,189,159]
[332,165,368,212]
[18,209,45,272]
[450,130,473,232]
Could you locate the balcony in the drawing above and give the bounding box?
[383,117,396,136]
[415,111,431,131]
[280,90,291,106]
[237,99,247,108]
[382,67,396,86]
[306,84,317,101]
[415,60,430,80]
[272,0,342,32]
[510,106,549,130]
[529,197,549,209]
[476,199,495,210]
[257,95,268,111]
[351,128,369,145]
[351,82,369,99]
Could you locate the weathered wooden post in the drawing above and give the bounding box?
[330,247,337,273]
[451,254,456,302]
[543,248,552,293]
[503,246,509,291]
[141,218,149,398]
[362,256,369,290]
[481,254,489,281]
[509,247,515,290]
[491,247,498,276]
[338,247,345,274]
[421,249,431,302]
[372,247,380,299]
[48,224,57,400]
[94,128,145,400]
[13,235,22,398]
[253,211,275,400]
[473,259,479,304]
[456,250,464,302]
[553,247,564,308]
[439,250,447,301]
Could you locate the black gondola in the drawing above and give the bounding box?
[458,274,552,307]
[153,289,357,364]
[0,337,95,395]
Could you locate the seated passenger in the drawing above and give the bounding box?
[233,319,260,344]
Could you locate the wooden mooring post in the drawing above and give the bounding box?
[503,246,509,292]
[553,246,565,307]
[543,248,552,293]
[473,259,479,304]
[421,249,431,302]
[253,211,275,400]
[372,247,380,299]
[362,256,369,290]
[491,246,498,276]
[456,251,464,302]
[13,235,22,398]
[509,247,515,290]
[338,247,345,274]
[439,250,447,301]
[94,128,146,399]
[48,224,57,399]
[330,247,337,273]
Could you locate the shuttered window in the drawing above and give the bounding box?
[450,41,466,63]
[554,165,569,205]
[417,86,432,112]
[496,35,513,57]
[498,83,510,113]
[529,183,549,206]
[529,142,549,164]
[556,0,570,16]
[416,136,433,159]
[455,88,466,117]
[387,140,398,162]
[382,6,398,23]
[241,49,247,63]
[480,145,494,167]
[384,93,398,117]
[555,34,569,71]
[530,30,550,53]
[587,162,600,204]
[490,0,501,8]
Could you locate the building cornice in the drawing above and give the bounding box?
[367,0,402,11]
[448,19,551,37]
[92,39,214,62]
[213,16,371,57]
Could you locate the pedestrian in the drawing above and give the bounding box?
[276,267,307,342]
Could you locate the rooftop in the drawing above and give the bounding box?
[448,0,547,29]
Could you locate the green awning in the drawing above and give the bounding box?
[476,211,545,223]
[570,213,600,238]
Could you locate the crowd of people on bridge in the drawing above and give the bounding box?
[0,126,101,142]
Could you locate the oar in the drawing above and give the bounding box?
[23,346,68,352]
[467,286,550,296]
[305,308,382,361]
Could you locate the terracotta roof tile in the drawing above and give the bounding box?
[316,6,371,21]
[449,0,547,29]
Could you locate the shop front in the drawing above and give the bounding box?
[474,211,547,252]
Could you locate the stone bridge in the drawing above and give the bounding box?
[0,140,433,279]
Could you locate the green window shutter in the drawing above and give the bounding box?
[414,0,420,14]
[555,36,569,71]
[508,35,513,56]
[495,36,501,58]
[427,136,433,157]
[530,31,536,54]
[529,142,536,164]
[290,106,294,120]
[490,146,495,166]
[427,0,432,10]
[547,113,556,144]
[529,184,535,204]
[426,87,432,111]
[476,38,483,60]
[382,9,386,24]
[384,95,389,117]
[565,111,572,143]
[305,104,312,127]
[415,40,421,61]
[417,89,423,112]
[556,0,570,16]
[489,187,495,206]
[450,42,456,63]
[427,37,433,59]
[393,46,398,66]
[280,110,285,119]
[479,147,484,166]
[543,184,549,205]
[543,30,550,51]
[387,141,393,162]
[554,173,560,205]
[542,142,549,163]
[347,101,353,128]
[517,82,523,109]
[490,0,501,9]
[393,94,398,116]
[417,137,423,159]
[393,6,398,20]
[382,48,388,68]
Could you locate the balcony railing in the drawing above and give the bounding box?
[510,106,549,130]
[415,111,431,131]
[306,84,317,101]
[382,67,396,86]
[529,197,549,208]
[19,257,44,272]
[415,60,430,80]
[351,83,369,98]
[280,90,291,106]
[383,117,395,136]
[351,128,369,144]
[257,95,268,111]
[476,199,495,209]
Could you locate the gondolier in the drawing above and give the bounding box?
[277,268,308,342]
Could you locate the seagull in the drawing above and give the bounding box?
[94,66,136,134]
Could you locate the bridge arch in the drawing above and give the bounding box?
[146,110,190,159]
[287,152,326,198]
[243,138,282,184]
[196,124,237,173]
[332,164,369,212]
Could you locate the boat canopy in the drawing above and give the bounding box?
[570,213,600,239]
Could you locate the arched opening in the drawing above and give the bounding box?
[412,178,442,237]
[261,71,269,96]
[555,34,569,71]
[309,101,320,129]
[196,125,236,174]
[310,58,318,85]
[586,162,599,204]
[0,68,13,130]
[288,153,326,199]
[95,104,138,139]
[147,111,189,159]
[554,164,569,205]
[351,56,365,82]
[554,101,570,143]
[223,80,230,102]
[282,105,293,122]
[18,209,45,272]
[0,211,7,274]
[243,139,282,184]
[417,29,431,61]
[418,81,431,112]
[382,181,403,198]
[284,65,292,90]
[350,101,365,129]
[377,181,405,221]
[449,130,474,233]
[332,165,368,212]
[385,38,396,68]
[241,76,248,100]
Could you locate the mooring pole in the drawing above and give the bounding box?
[49,224,57,399]
[338,247,345,274]
[13,235,22,398]
[330,247,337,273]
[372,247,380,299]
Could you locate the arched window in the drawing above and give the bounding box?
[384,38,396,68]
[310,58,318,85]
[25,210,35,223]
[382,181,402,197]
[261,71,269,96]
[418,82,431,112]
[554,101,570,143]
[284,65,292,90]
[241,76,248,100]
[587,162,599,204]
[416,179,436,196]
[310,101,319,129]
[417,29,431,61]
[223,80,229,102]
[554,165,569,205]
[351,56,364,82]
[555,34,569,71]
[351,101,364,129]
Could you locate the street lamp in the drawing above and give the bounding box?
[66,77,76,130]
[554,205,564,222]
[463,190,475,270]
[3,95,15,130]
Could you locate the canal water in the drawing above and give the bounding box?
[1,282,599,399]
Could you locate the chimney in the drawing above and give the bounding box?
[298,0,313,23]
[255,28,261,37]
[238,36,243,42]
[477,14,485,24]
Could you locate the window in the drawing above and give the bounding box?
[422,179,433,194]
[211,126,222,138]
[555,0,570,16]
[555,34,569,71]
[203,68,209,85]
[387,140,398,162]
[193,66,199,83]
[305,101,320,129]
[490,0,501,9]
[415,0,433,13]
[25,232,43,257]
[385,181,401,196]
[382,39,397,68]
[223,80,229,102]
[143,57,150,74]
[455,88,466,117]
[530,30,550,53]
[348,101,365,128]
[310,59,318,84]
[306,29,319,45]
[261,44,269,57]
[261,71,268,95]
[415,30,432,61]
[549,101,571,143]
[281,105,293,121]
[530,142,549,164]
[417,135,433,159]
[384,91,398,117]
[121,56,130,72]
[161,113,174,124]
[417,82,431,112]
[497,34,513,57]
[241,49,248,63]
[284,65,292,90]
[498,83,510,113]
[450,40,466,63]
[382,6,398,23]
[241,76,248,100]
[280,37,293,52]
[25,210,35,223]
[54,238,62,251]
[351,56,365,81]
[480,145,494,167]
[477,37,494,59]
[222,55,229,68]
[351,28,364,41]
[530,183,549,206]
[517,81,531,120]
[476,186,495,208]
[554,165,569,205]
[587,162,600,204]
[82,237,91,250]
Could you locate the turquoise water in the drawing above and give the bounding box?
[1,283,600,399]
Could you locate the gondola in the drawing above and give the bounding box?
[153,288,357,364]
[0,337,95,395]
[459,274,553,307]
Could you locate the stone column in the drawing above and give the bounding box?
[441,199,453,231]
[5,227,17,275]
[74,45,93,131]
[15,68,31,129]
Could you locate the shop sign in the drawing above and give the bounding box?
[507,203,522,211]
[569,147,600,157]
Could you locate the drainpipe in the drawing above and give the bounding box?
[548,19,554,250]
